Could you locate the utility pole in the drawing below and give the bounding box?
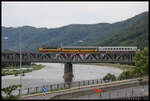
[19,30,22,96]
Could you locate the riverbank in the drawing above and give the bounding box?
[81,63,135,70]
[1,64,45,76]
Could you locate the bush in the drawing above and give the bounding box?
[103,73,116,81]
[118,70,135,80]
[133,47,149,77]
[2,84,22,99]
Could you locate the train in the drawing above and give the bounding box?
[39,46,138,52]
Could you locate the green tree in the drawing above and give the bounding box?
[2,84,22,99]
[118,70,135,80]
[133,47,149,77]
[103,73,116,81]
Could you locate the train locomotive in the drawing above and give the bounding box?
[39,46,138,52]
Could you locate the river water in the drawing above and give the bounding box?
[2,63,123,89]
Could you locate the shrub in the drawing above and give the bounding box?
[103,73,116,81]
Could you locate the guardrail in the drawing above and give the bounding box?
[2,76,148,97]
[51,84,148,99]
[116,96,149,100]
[18,78,110,96]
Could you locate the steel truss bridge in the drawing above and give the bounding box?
[2,51,135,64]
[2,51,136,83]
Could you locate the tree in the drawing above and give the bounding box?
[133,47,149,77]
[2,84,22,99]
[118,70,135,80]
[103,73,116,81]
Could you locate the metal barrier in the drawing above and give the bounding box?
[2,76,147,96]
[18,78,114,96]
[119,96,149,100]
[50,81,149,99]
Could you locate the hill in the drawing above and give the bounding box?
[97,12,148,50]
[2,11,148,51]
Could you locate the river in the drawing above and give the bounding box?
[2,63,123,89]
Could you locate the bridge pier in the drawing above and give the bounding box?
[63,62,74,85]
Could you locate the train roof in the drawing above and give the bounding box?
[61,46,98,48]
[99,46,137,48]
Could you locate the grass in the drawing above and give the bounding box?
[2,64,45,76]
[2,95,20,100]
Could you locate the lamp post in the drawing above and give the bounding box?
[19,30,22,96]
[3,35,22,96]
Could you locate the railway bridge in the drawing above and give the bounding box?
[2,51,136,84]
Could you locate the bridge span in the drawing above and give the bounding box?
[2,51,135,63]
[2,51,136,83]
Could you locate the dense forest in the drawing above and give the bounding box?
[2,11,148,51]
[97,12,148,50]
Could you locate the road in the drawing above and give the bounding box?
[20,77,148,100]
[70,85,148,99]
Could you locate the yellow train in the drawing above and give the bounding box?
[39,46,138,52]
[39,46,98,52]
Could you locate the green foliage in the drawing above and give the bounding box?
[118,47,149,80]
[2,84,22,99]
[103,73,116,81]
[2,64,44,76]
[118,70,135,80]
[97,12,148,50]
[133,47,149,77]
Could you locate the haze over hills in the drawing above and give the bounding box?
[2,11,148,51]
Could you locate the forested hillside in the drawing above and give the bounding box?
[2,11,148,51]
[97,12,148,50]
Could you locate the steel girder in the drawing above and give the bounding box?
[1,51,135,64]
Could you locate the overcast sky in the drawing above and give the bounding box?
[2,1,149,28]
